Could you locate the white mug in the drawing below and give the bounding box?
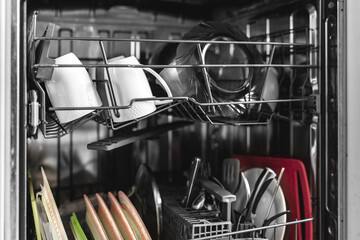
[97,56,172,123]
[45,52,102,123]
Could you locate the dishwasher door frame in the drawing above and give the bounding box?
[343,0,360,239]
[1,0,359,239]
[0,0,27,239]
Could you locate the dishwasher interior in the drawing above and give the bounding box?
[26,0,326,239]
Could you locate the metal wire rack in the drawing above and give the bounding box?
[163,196,231,240]
[28,9,318,139]
[161,189,313,240]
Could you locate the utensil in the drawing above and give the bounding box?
[203,193,218,211]
[240,168,276,224]
[239,167,287,240]
[182,157,201,208]
[261,210,291,238]
[222,158,240,194]
[209,176,225,189]
[263,167,285,225]
[251,178,275,219]
[201,179,236,221]
[191,190,206,210]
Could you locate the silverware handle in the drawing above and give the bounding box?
[183,157,201,208]
[243,168,270,221]
[201,179,236,221]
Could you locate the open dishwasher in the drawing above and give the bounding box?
[0,0,350,239]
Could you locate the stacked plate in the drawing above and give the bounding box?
[29,168,152,240]
[82,191,151,240]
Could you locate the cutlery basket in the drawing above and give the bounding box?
[162,195,232,240]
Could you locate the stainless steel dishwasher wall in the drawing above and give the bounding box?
[16,0,346,239]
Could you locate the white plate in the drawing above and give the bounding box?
[244,168,287,240]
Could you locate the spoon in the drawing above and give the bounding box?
[191,190,205,210]
[203,193,218,211]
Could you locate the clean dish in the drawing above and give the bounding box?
[176,22,264,101]
[70,212,88,240]
[84,194,109,240]
[36,197,57,240]
[40,167,68,240]
[133,164,162,240]
[108,192,137,240]
[28,170,42,240]
[45,52,102,123]
[96,55,172,123]
[118,191,151,240]
[96,193,123,240]
[243,168,286,240]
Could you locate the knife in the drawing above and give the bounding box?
[182,157,201,208]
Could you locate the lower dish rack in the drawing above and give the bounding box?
[162,192,313,240]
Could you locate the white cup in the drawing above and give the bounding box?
[97,56,172,123]
[45,52,102,123]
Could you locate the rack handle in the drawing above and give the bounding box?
[201,179,236,222]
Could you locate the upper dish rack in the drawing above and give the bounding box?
[28,9,318,139]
